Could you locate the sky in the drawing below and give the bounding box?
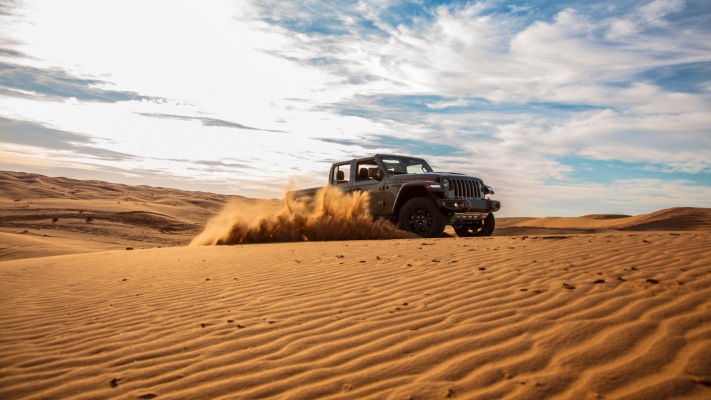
[1,0,710,217]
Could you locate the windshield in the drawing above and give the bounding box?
[381,157,433,175]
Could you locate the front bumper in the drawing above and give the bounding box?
[437,198,501,213]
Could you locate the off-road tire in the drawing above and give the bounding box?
[454,213,495,237]
[398,197,445,238]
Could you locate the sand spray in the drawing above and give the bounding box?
[190,187,414,245]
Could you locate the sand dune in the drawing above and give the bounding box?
[0,171,236,260]
[496,207,711,236]
[1,171,711,398]
[1,233,710,399]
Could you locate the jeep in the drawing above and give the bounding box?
[288,154,501,238]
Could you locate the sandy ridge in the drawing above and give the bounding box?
[0,170,239,259]
[1,232,710,399]
[497,207,711,233]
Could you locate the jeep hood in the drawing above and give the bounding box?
[391,172,481,184]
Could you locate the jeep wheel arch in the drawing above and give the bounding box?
[398,197,445,238]
[393,185,432,216]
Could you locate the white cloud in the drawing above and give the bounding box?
[639,0,685,26]
[547,109,711,167]
[1,0,709,216]
[605,18,638,40]
[522,178,711,217]
[425,99,470,109]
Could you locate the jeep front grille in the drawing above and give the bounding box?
[451,179,481,199]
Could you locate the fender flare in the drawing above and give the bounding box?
[392,181,443,216]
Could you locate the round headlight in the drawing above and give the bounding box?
[442,179,450,190]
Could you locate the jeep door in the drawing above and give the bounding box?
[350,158,386,217]
[330,162,352,190]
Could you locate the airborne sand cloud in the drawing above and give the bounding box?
[190,187,414,245]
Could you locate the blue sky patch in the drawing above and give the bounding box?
[556,156,711,186]
[374,135,464,156]
[0,62,159,103]
[321,135,464,157]
[636,61,711,94]
[337,94,606,118]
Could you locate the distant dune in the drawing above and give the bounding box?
[1,170,710,399]
[0,171,240,259]
[496,207,711,236]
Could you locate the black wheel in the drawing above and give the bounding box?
[454,213,495,237]
[398,197,445,238]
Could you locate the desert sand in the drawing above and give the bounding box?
[1,171,710,399]
[0,171,232,260]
